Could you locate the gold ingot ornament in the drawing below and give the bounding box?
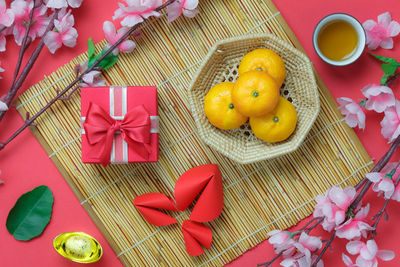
[53,232,103,263]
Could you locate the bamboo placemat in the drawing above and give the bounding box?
[16,0,372,266]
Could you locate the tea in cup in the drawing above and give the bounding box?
[313,13,366,66]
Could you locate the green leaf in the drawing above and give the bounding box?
[88,54,100,68]
[381,62,399,76]
[370,53,400,85]
[6,185,54,241]
[370,53,398,64]
[98,52,119,70]
[87,38,96,60]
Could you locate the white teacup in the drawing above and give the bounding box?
[312,13,366,66]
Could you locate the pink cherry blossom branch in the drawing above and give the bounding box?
[0,0,176,151]
[309,135,400,266]
[261,134,400,267]
[0,9,60,122]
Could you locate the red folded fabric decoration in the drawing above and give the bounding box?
[133,164,223,256]
[133,193,178,226]
[83,102,151,167]
[182,220,212,256]
[175,164,223,222]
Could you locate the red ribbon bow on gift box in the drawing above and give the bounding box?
[134,164,224,256]
[83,102,152,167]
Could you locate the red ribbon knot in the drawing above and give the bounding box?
[83,102,152,167]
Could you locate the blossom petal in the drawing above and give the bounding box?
[119,40,136,53]
[342,254,354,266]
[363,20,377,31]
[46,0,68,9]
[380,38,394,49]
[184,0,199,10]
[377,12,391,27]
[388,21,400,37]
[0,100,8,111]
[182,8,199,18]
[381,101,400,142]
[67,0,82,8]
[354,204,370,220]
[376,250,395,261]
[103,21,117,43]
[360,240,378,261]
[0,34,5,52]
[43,31,62,54]
[346,241,364,255]
[379,179,395,199]
[167,2,183,22]
[366,172,383,183]
[0,9,14,27]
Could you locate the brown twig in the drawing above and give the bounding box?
[0,9,60,122]
[311,232,335,267]
[257,251,284,267]
[0,0,176,150]
[305,217,324,234]
[387,73,400,85]
[296,217,323,234]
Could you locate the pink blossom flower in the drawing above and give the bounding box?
[335,204,374,240]
[338,97,366,130]
[167,0,199,22]
[11,0,50,45]
[103,21,136,54]
[43,9,78,54]
[0,0,14,27]
[79,70,106,87]
[361,84,395,113]
[268,230,295,256]
[363,12,400,50]
[380,162,400,202]
[314,186,356,232]
[44,0,82,9]
[346,240,394,267]
[280,233,323,267]
[381,100,400,142]
[366,171,395,199]
[113,0,162,27]
[294,233,322,259]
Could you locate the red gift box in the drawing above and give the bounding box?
[81,86,159,166]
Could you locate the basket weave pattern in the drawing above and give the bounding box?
[188,34,320,164]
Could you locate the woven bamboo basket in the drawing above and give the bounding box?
[188,34,320,164]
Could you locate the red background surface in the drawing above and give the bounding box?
[1,0,400,266]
